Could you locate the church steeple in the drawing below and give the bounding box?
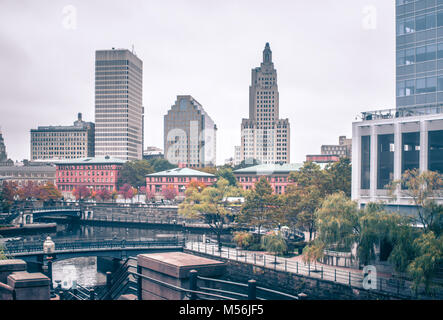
[263,42,272,64]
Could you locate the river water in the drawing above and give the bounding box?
[19,222,209,289]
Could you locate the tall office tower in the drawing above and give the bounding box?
[164,95,217,168]
[241,43,290,164]
[30,113,95,161]
[0,128,7,162]
[396,1,443,109]
[95,48,143,161]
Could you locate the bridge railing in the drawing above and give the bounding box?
[4,238,185,255]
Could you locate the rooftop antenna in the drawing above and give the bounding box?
[132,44,136,55]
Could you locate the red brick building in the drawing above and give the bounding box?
[146,167,216,199]
[55,156,125,196]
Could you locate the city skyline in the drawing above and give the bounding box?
[0,0,396,165]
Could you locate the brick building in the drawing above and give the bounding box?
[55,156,125,196]
[146,167,216,199]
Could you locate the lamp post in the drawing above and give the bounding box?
[43,236,56,298]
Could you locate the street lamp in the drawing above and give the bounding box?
[43,237,56,298]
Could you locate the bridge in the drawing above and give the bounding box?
[3,238,185,263]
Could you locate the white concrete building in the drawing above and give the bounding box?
[352,105,443,215]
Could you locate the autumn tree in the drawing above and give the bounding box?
[179,178,241,251]
[119,184,134,202]
[37,183,62,204]
[162,185,177,201]
[73,185,91,201]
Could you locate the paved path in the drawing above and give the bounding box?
[185,241,427,299]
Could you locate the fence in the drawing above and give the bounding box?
[3,238,185,255]
[186,240,443,300]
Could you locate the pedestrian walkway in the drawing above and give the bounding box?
[185,241,440,299]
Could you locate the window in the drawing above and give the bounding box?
[377,134,395,190]
[402,132,420,173]
[428,130,443,174]
[361,136,371,190]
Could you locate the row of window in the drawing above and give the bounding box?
[396,76,443,96]
[360,130,443,190]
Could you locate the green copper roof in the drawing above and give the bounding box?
[234,163,329,174]
[146,167,215,177]
[54,156,126,165]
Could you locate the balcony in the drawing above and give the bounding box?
[360,104,443,122]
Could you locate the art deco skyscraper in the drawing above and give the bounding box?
[94,48,143,161]
[241,43,290,164]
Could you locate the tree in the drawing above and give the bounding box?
[390,169,443,233]
[37,183,62,203]
[148,158,176,173]
[233,231,253,249]
[117,160,154,189]
[407,232,443,294]
[324,157,352,197]
[233,159,261,171]
[239,177,283,235]
[119,184,134,202]
[1,181,18,212]
[145,188,155,202]
[284,162,330,241]
[179,178,241,251]
[216,167,237,186]
[162,185,178,201]
[261,231,287,264]
[73,185,91,201]
[17,181,39,201]
[96,188,111,202]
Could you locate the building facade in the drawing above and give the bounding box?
[55,156,125,196]
[352,106,443,214]
[0,163,56,186]
[143,146,164,161]
[396,0,443,109]
[164,95,217,168]
[306,154,340,164]
[94,48,144,161]
[233,163,304,194]
[146,167,216,199]
[241,43,290,164]
[30,113,95,161]
[321,136,352,160]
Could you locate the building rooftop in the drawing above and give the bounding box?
[234,162,328,174]
[54,156,126,165]
[146,167,215,177]
[359,104,443,122]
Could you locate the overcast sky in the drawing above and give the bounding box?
[0,0,395,165]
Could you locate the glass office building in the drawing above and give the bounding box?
[396,0,443,108]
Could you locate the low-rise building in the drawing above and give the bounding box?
[143,147,164,161]
[0,163,56,186]
[233,163,303,194]
[321,136,352,160]
[55,156,125,196]
[146,167,216,199]
[306,154,340,164]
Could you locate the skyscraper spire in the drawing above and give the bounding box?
[263,42,272,64]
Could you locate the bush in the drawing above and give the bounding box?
[233,231,253,249]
